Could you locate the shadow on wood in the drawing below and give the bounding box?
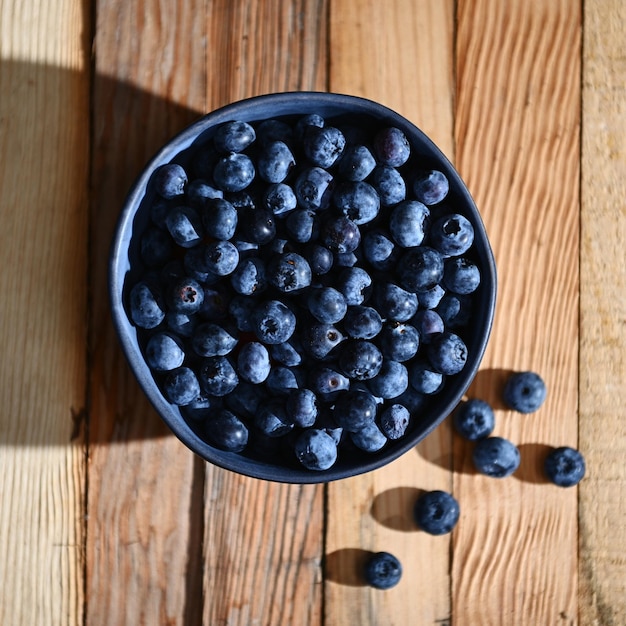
[370,486,425,531]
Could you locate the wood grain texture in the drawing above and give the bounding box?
[325,2,456,624]
[0,1,89,624]
[579,1,626,623]
[201,3,328,625]
[453,1,581,623]
[87,1,206,624]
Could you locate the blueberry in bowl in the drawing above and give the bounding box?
[109,92,497,483]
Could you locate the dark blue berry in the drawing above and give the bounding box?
[256,118,293,147]
[166,311,197,338]
[201,198,238,240]
[544,446,586,487]
[338,340,383,381]
[163,366,201,406]
[367,360,408,399]
[253,300,297,344]
[294,113,324,142]
[503,371,547,414]
[409,359,444,394]
[302,323,345,359]
[213,152,255,192]
[364,552,402,590]
[413,170,449,205]
[380,404,410,440]
[192,322,238,357]
[443,257,481,295]
[369,165,406,206]
[228,295,256,332]
[336,144,376,181]
[374,283,418,322]
[453,399,495,440]
[411,310,444,344]
[165,206,204,248]
[257,140,295,183]
[224,381,264,418]
[321,215,361,254]
[263,183,297,215]
[153,163,187,198]
[168,276,205,314]
[332,389,378,431]
[201,240,239,276]
[414,490,459,535]
[362,229,399,271]
[436,293,471,329]
[255,400,294,437]
[145,332,185,371]
[294,429,337,471]
[416,284,446,310]
[373,127,410,167]
[198,356,239,397]
[286,389,318,428]
[307,286,348,324]
[239,207,276,245]
[303,243,334,275]
[309,367,350,395]
[205,409,249,452]
[213,120,256,153]
[265,365,301,395]
[267,252,312,293]
[269,341,302,367]
[350,422,387,452]
[294,166,334,211]
[430,214,475,257]
[398,246,444,293]
[333,181,380,225]
[230,257,267,295]
[186,179,223,209]
[285,208,319,243]
[427,331,468,375]
[336,267,372,305]
[303,125,346,168]
[236,341,271,383]
[129,281,165,329]
[378,322,419,362]
[389,200,429,248]
[473,436,520,478]
[343,305,383,340]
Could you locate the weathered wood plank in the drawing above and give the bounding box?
[325,2,456,624]
[453,1,581,623]
[86,1,206,624]
[201,3,328,625]
[579,1,626,623]
[0,1,90,624]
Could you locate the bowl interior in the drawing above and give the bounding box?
[109,92,496,483]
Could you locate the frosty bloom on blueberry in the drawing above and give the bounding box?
[123,108,488,473]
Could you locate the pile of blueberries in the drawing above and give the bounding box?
[363,370,586,590]
[127,112,483,472]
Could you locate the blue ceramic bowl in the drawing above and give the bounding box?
[109,92,496,483]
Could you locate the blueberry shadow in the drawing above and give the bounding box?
[324,548,373,586]
[465,367,517,411]
[370,486,424,531]
[515,443,553,484]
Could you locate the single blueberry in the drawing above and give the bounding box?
[198,356,239,397]
[302,323,345,359]
[285,208,319,243]
[168,276,205,315]
[389,200,430,248]
[263,182,297,216]
[369,165,406,206]
[374,283,418,322]
[166,311,197,338]
[379,404,410,440]
[213,120,256,153]
[338,340,383,381]
[205,409,249,452]
[336,267,372,306]
[303,125,346,168]
[201,198,238,240]
[411,310,444,344]
[294,429,338,471]
[332,181,380,225]
[362,229,399,271]
[253,300,297,345]
[350,422,387,452]
[256,118,294,147]
[398,246,444,293]
[294,113,325,143]
[163,366,201,406]
[145,332,185,371]
[427,331,468,376]
[435,293,472,330]
[201,240,240,276]
[213,152,255,192]
[267,252,312,293]
[230,257,267,295]
[228,295,257,332]
[129,281,165,329]
[395,387,427,414]
[294,166,334,211]
[309,367,350,395]
[165,205,204,248]
[192,322,238,357]
[255,400,294,437]
[224,380,265,418]
[186,178,223,209]
[473,436,521,478]
[198,286,230,321]
[544,446,586,487]
[238,206,277,245]
[307,286,348,324]
[378,322,420,362]
[331,389,378,432]
[286,388,318,428]
[414,490,460,535]
[413,170,449,205]
[443,257,481,295]
[453,399,495,440]
[417,284,446,309]
[409,359,444,394]
[321,215,361,254]
[336,144,376,181]
[343,305,383,340]
[153,163,187,199]
[302,243,334,275]
[430,214,475,257]
[265,365,301,395]
[503,371,547,414]
[373,127,410,167]
[367,360,408,399]
[269,341,302,367]
[257,140,295,183]
[364,552,402,590]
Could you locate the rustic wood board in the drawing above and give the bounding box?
[325,2,456,624]
[0,1,89,624]
[579,0,626,622]
[453,0,581,623]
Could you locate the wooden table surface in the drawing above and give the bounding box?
[1,0,625,624]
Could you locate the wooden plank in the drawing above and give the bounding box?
[86,1,207,624]
[452,1,581,623]
[325,2,456,624]
[0,1,89,624]
[579,1,626,622]
[201,3,328,625]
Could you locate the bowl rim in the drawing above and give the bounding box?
[109,91,497,483]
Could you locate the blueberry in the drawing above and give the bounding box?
[269,341,302,367]
[294,166,334,211]
[378,322,419,362]
[165,205,204,248]
[374,283,418,322]
[544,446,586,487]
[380,404,410,440]
[436,293,472,329]
[205,409,249,452]
[331,389,378,431]
[255,400,294,437]
[414,490,460,535]
[198,356,239,397]
[286,389,318,428]
[472,436,520,478]
[201,240,240,276]
[343,305,383,340]
[294,113,325,142]
[230,257,267,295]
[338,340,383,381]
[213,120,256,153]
[409,359,444,394]
[256,118,294,147]
[453,399,495,440]
[153,163,187,198]
[186,179,223,209]
[396,387,427,414]
[413,170,449,205]
[303,125,346,168]
[332,181,380,225]
[303,243,334,275]
[364,552,402,590]
[239,206,277,245]
[350,422,387,452]
[198,286,230,321]
[362,229,399,271]
[213,152,255,192]
[309,367,350,395]
[336,267,372,305]
[503,371,547,414]
[192,322,238,357]
[253,300,297,345]
[369,165,406,206]
[410,310,444,344]
[303,323,345,359]
[228,295,256,332]
[145,332,185,371]
[389,200,429,248]
[307,286,348,324]
[163,366,201,406]
[129,281,165,329]
[140,226,173,268]
[201,198,238,240]
[168,276,205,314]
[181,392,213,421]
[417,284,446,309]
[427,331,467,375]
[263,182,297,216]
[443,257,481,295]
[166,311,197,338]
[373,127,410,167]
[267,252,312,293]
[430,214,475,257]
[321,215,361,254]
[398,246,444,293]
[285,208,319,243]
[294,429,338,471]
[367,360,408,399]
[336,144,376,181]
[224,381,264,418]
[266,366,301,395]
[257,140,295,183]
